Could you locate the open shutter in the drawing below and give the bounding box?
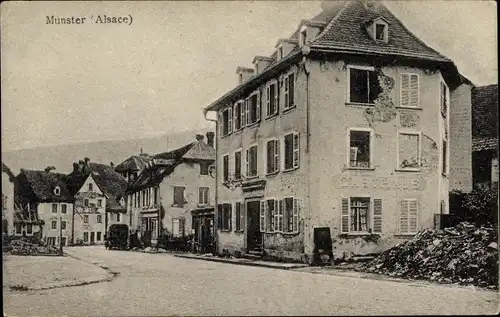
[256,90,261,122]
[399,200,409,233]
[401,74,410,107]
[219,111,224,136]
[293,133,300,168]
[293,198,299,233]
[233,103,239,130]
[240,202,245,232]
[341,198,349,233]
[373,199,382,233]
[227,107,233,134]
[266,86,270,117]
[245,98,250,126]
[217,204,222,230]
[274,139,280,172]
[410,74,419,107]
[241,100,246,128]
[245,149,249,177]
[260,200,265,233]
[276,80,280,112]
[228,204,232,232]
[275,199,280,232]
[280,200,286,233]
[409,200,418,232]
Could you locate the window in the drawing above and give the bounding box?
[401,74,419,108]
[284,132,300,170]
[83,232,89,242]
[199,187,210,205]
[84,215,89,224]
[266,82,278,117]
[222,154,229,182]
[266,139,279,174]
[220,107,232,137]
[375,23,386,41]
[88,183,93,191]
[61,204,67,214]
[277,46,283,60]
[284,73,295,109]
[84,199,89,207]
[218,203,232,231]
[348,67,381,104]
[47,237,56,245]
[61,221,66,230]
[54,186,61,196]
[442,139,448,175]
[172,218,183,236]
[399,199,418,234]
[117,213,121,222]
[97,232,102,241]
[200,162,210,175]
[246,91,261,125]
[234,101,244,131]
[52,203,58,213]
[349,129,372,168]
[234,151,242,180]
[235,202,244,232]
[27,223,33,234]
[398,132,420,170]
[246,145,258,177]
[341,197,382,234]
[300,28,307,46]
[15,223,22,234]
[260,199,278,232]
[173,186,185,207]
[283,197,299,233]
[97,199,102,207]
[350,197,370,233]
[440,81,448,117]
[51,221,57,230]
[97,215,102,223]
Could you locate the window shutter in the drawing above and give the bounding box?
[217,204,222,230]
[399,200,409,233]
[240,202,245,232]
[227,107,233,134]
[233,103,238,130]
[289,73,295,106]
[245,149,249,177]
[341,198,349,233]
[260,200,265,233]
[373,199,382,233]
[401,74,410,107]
[293,198,299,233]
[409,200,418,232]
[256,90,261,122]
[274,140,280,172]
[245,98,249,126]
[219,111,224,136]
[410,74,419,107]
[284,76,289,108]
[228,204,232,232]
[293,133,300,168]
[275,81,280,112]
[266,86,271,116]
[241,100,246,128]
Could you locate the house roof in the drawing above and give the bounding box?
[472,84,498,152]
[2,162,16,182]
[20,170,73,203]
[128,138,215,192]
[114,154,151,173]
[204,0,464,112]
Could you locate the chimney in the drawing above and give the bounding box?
[206,132,215,148]
[236,66,254,85]
[196,134,204,142]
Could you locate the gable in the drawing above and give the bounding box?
[77,175,106,197]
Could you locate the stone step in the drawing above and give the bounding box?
[242,253,262,260]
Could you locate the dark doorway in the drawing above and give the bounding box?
[90,231,95,244]
[246,201,262,251]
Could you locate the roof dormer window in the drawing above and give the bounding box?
[375,23,387,41]
[277,46,284,61]
[54,186,61,196]
[300,27,308,47]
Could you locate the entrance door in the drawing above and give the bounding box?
[90,232,95,244]
[61,237,67,247]
[246,201,262,251]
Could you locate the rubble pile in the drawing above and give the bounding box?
[3,237,62,256]
[360,222,499,289]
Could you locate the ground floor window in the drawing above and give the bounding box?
[15,223,22,234]
[400,199,418,234]
[260,198,300,233]
[235,202,244,232]
[83,232,89,242]
[46,237,57,245]
[341,197,382,233]
[97,232,102,241]
[26,223,33,234]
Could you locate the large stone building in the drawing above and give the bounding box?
[203,0,473,262]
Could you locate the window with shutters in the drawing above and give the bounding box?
[246,91,261,125]
[246,145,258,178]
[348,66,381,104]
[198,187,209,205]
[284,72,295,110]
[266,81,278,117]
[284,132,300,171]
[260,199,278,232]
[172,218,180,235]
[283,197,299,234]
[440,81,448,118]
[52,203,58,213]
[234,150,242,180]
[222,154,229,182]
[341,197,381,234]
[173,186,185,207]
[400,73,419,108]
[235,202,244,232]
[220,107,232,137]
[266,139,280,175]
[221,203,232,231]
[350,197,370,232]
[399,199,418,234]
[234,101,244,131]
[398,132,421,170]
[349,129,372,168]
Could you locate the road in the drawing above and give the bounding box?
[4,246,499,316]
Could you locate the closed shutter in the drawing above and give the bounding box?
[280,200,287,233]
[227,107,233,134]
[400,200,409,233]
[409,200,418,232]
[373,199,382,233]
[256,90,261,122]
[179,218,185,236]
[293,133,300,168]
[341,198,349,233]
[217,204,222,230]
[410,74,419,107]
[401,73,410,107]
[260,200,265,233]
[293,197,299,233]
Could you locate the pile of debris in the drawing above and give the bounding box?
[3,237,62,256]
[359,222,498,289]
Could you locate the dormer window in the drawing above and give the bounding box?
[54,186,61,196]
[375,23,387,41]
[88,183,93,192]
[367,17,389,43]
[277,46,283,61]
[300,27,307,46]
[120,197,125,206]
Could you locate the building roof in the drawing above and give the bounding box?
[128,138,215,192]
[472,84,498,152]
[2,162,16,182]
[19,170,73,203]
[114,154,151,173]
[67,162,128,211]
[204,0,464,112]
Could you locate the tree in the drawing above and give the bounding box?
[44,166,56,173]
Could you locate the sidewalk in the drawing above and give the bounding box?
[174,253,309,270]
[2,254,114,292]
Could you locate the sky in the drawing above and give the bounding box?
[1,0,497,152]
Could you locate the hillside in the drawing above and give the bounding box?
[2,129,213,175]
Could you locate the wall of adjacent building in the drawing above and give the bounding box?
[2,172,15,235]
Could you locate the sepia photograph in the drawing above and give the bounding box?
[1,0,498,315]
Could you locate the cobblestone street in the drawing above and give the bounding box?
[3,246,499,316]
